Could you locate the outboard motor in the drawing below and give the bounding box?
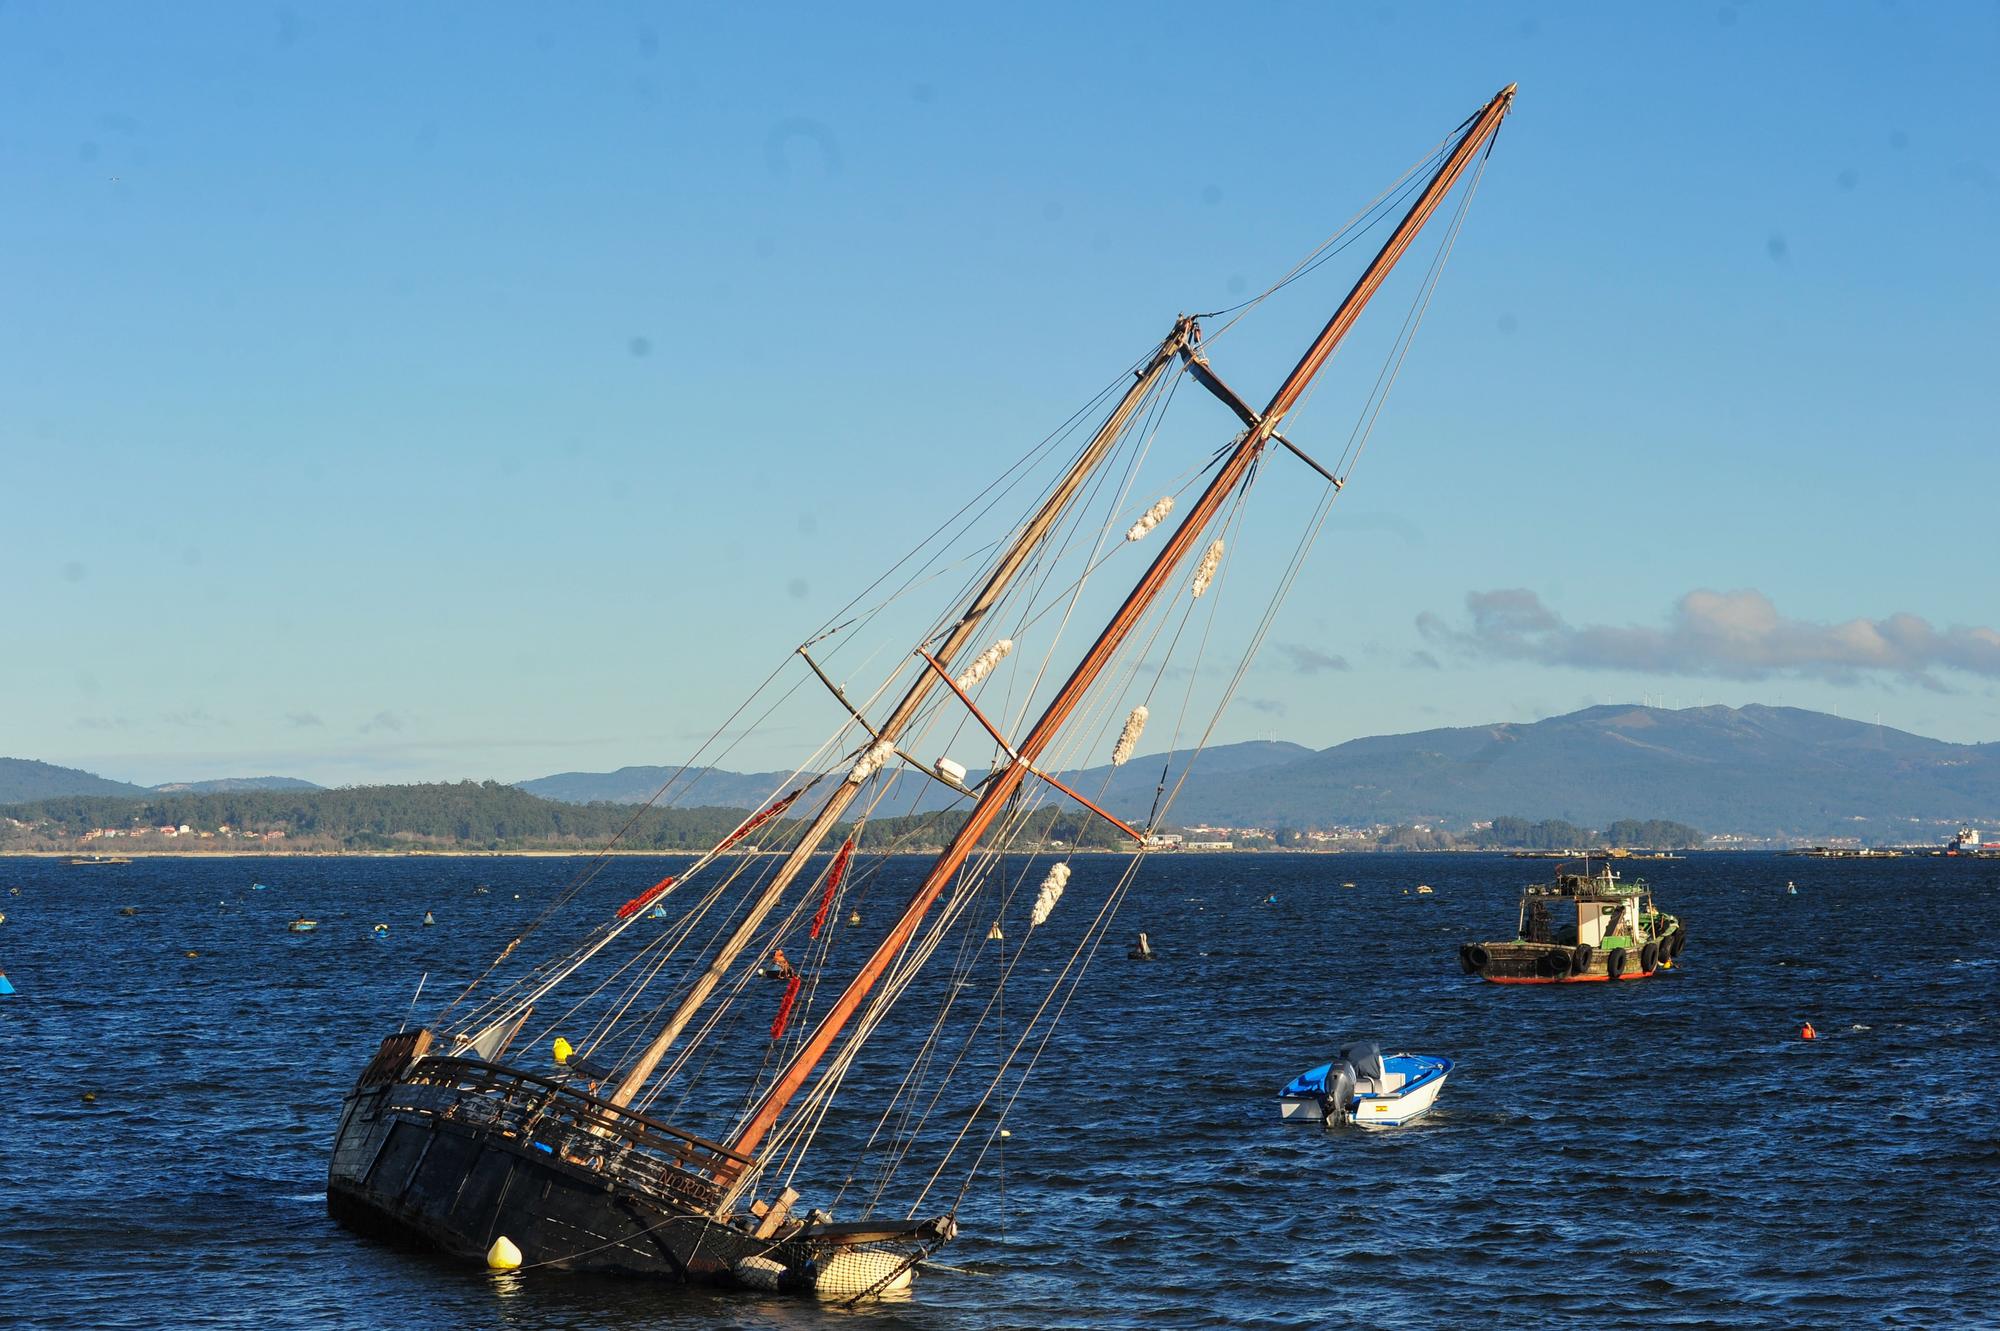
[1339,1041,1385,1087]
[1319,1059,1358,1126]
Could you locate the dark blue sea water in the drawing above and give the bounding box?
[1,852,1995,1329]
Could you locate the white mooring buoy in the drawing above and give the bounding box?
[487,1235,523,1271]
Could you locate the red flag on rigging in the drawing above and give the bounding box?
[615,876,676,919]
[716,787,805,854]
[809,839,854,940]
[770,973,803,1041]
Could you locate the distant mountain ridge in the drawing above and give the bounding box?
[517,765,804,808]
[151,777,324,794]
[1137,704,1999,837]
[516,706,1999,839]
[515,741,1317,813]
[0,758,150,803]
[0,759,322,804]
[11,705,1996,840]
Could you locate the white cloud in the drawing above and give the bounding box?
[1420,588,2000,687]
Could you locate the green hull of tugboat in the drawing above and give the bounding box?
[1459,861,1686,985]
[1462,937,1683,983]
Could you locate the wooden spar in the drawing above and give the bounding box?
[716,84,1518,1178]
[912,648,1145,842]
[601,317,1198,1110]
[1181,349,1344,489]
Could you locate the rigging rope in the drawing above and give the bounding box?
[422,109,1502,1229]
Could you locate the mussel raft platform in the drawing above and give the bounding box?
[327,1032,952,1295]
[1459,862,1686,984]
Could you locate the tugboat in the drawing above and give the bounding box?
[1459,860,1684,984]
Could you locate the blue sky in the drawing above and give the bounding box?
[3,2,1996,786]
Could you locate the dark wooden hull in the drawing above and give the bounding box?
[326,1040,948,1294]
[328,1082,736,1279]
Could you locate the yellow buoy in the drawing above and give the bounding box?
[552,1037,574,1065]
[487,1235,523,1271]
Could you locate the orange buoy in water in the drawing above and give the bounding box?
[1801,1022,1817,1040]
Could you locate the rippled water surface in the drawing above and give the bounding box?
[2,852,1995,1329]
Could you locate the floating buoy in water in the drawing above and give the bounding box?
[373,923,390,936]
[1801,1022,1817,1040]
[0,971,14,996]
[486,1235,523,1271]
[118,906,138,916]
[251,883,267,891]
[183,950,198,959]
[423,910,435,927]
[986,921,1004,941]
[848,909,861,925]
[1264,894,1278,905]
[81,1089,96,1102]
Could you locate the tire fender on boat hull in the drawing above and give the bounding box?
[1464,944,1491,975]
[1569,943,1593,977]
[1606,947,1628,981]
[1640,941,1660,974]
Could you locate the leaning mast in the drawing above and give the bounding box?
[719,83,1518,1175]
[603,317,1200,1109]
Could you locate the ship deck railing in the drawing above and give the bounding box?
[382,1055,748,1214]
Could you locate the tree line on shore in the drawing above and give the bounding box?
[1470,816,1702,850]
[0,781,1128,854]
[0,782,1701,853]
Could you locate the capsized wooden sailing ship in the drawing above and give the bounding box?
[327,83,1519,1299]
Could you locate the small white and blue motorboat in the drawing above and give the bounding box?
[1279,1041,1452,1128]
